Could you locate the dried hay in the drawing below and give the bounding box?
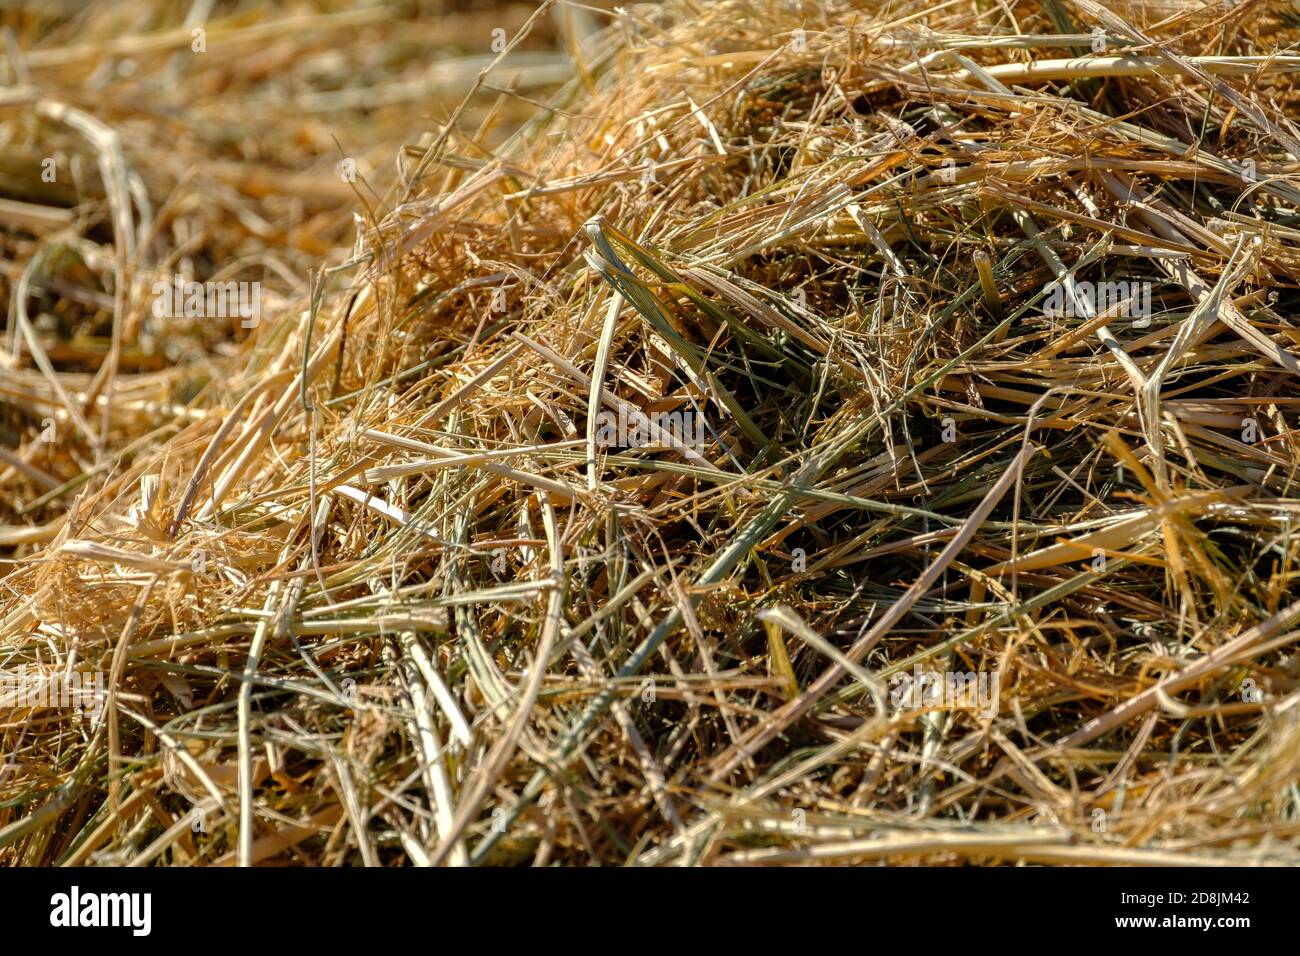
[3,0,1300,866]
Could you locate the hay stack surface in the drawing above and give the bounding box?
[5,0,1300,865]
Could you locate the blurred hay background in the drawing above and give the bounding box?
[3,0,1300,866]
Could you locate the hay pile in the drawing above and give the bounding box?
[5,0,1300,866]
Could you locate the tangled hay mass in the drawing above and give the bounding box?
[4,0,1300,866]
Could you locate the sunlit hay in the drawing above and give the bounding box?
[4,0,1300,866]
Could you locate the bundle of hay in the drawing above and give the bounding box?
[5,0,1300,866]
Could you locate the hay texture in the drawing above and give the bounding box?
[4,0,1300,866]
